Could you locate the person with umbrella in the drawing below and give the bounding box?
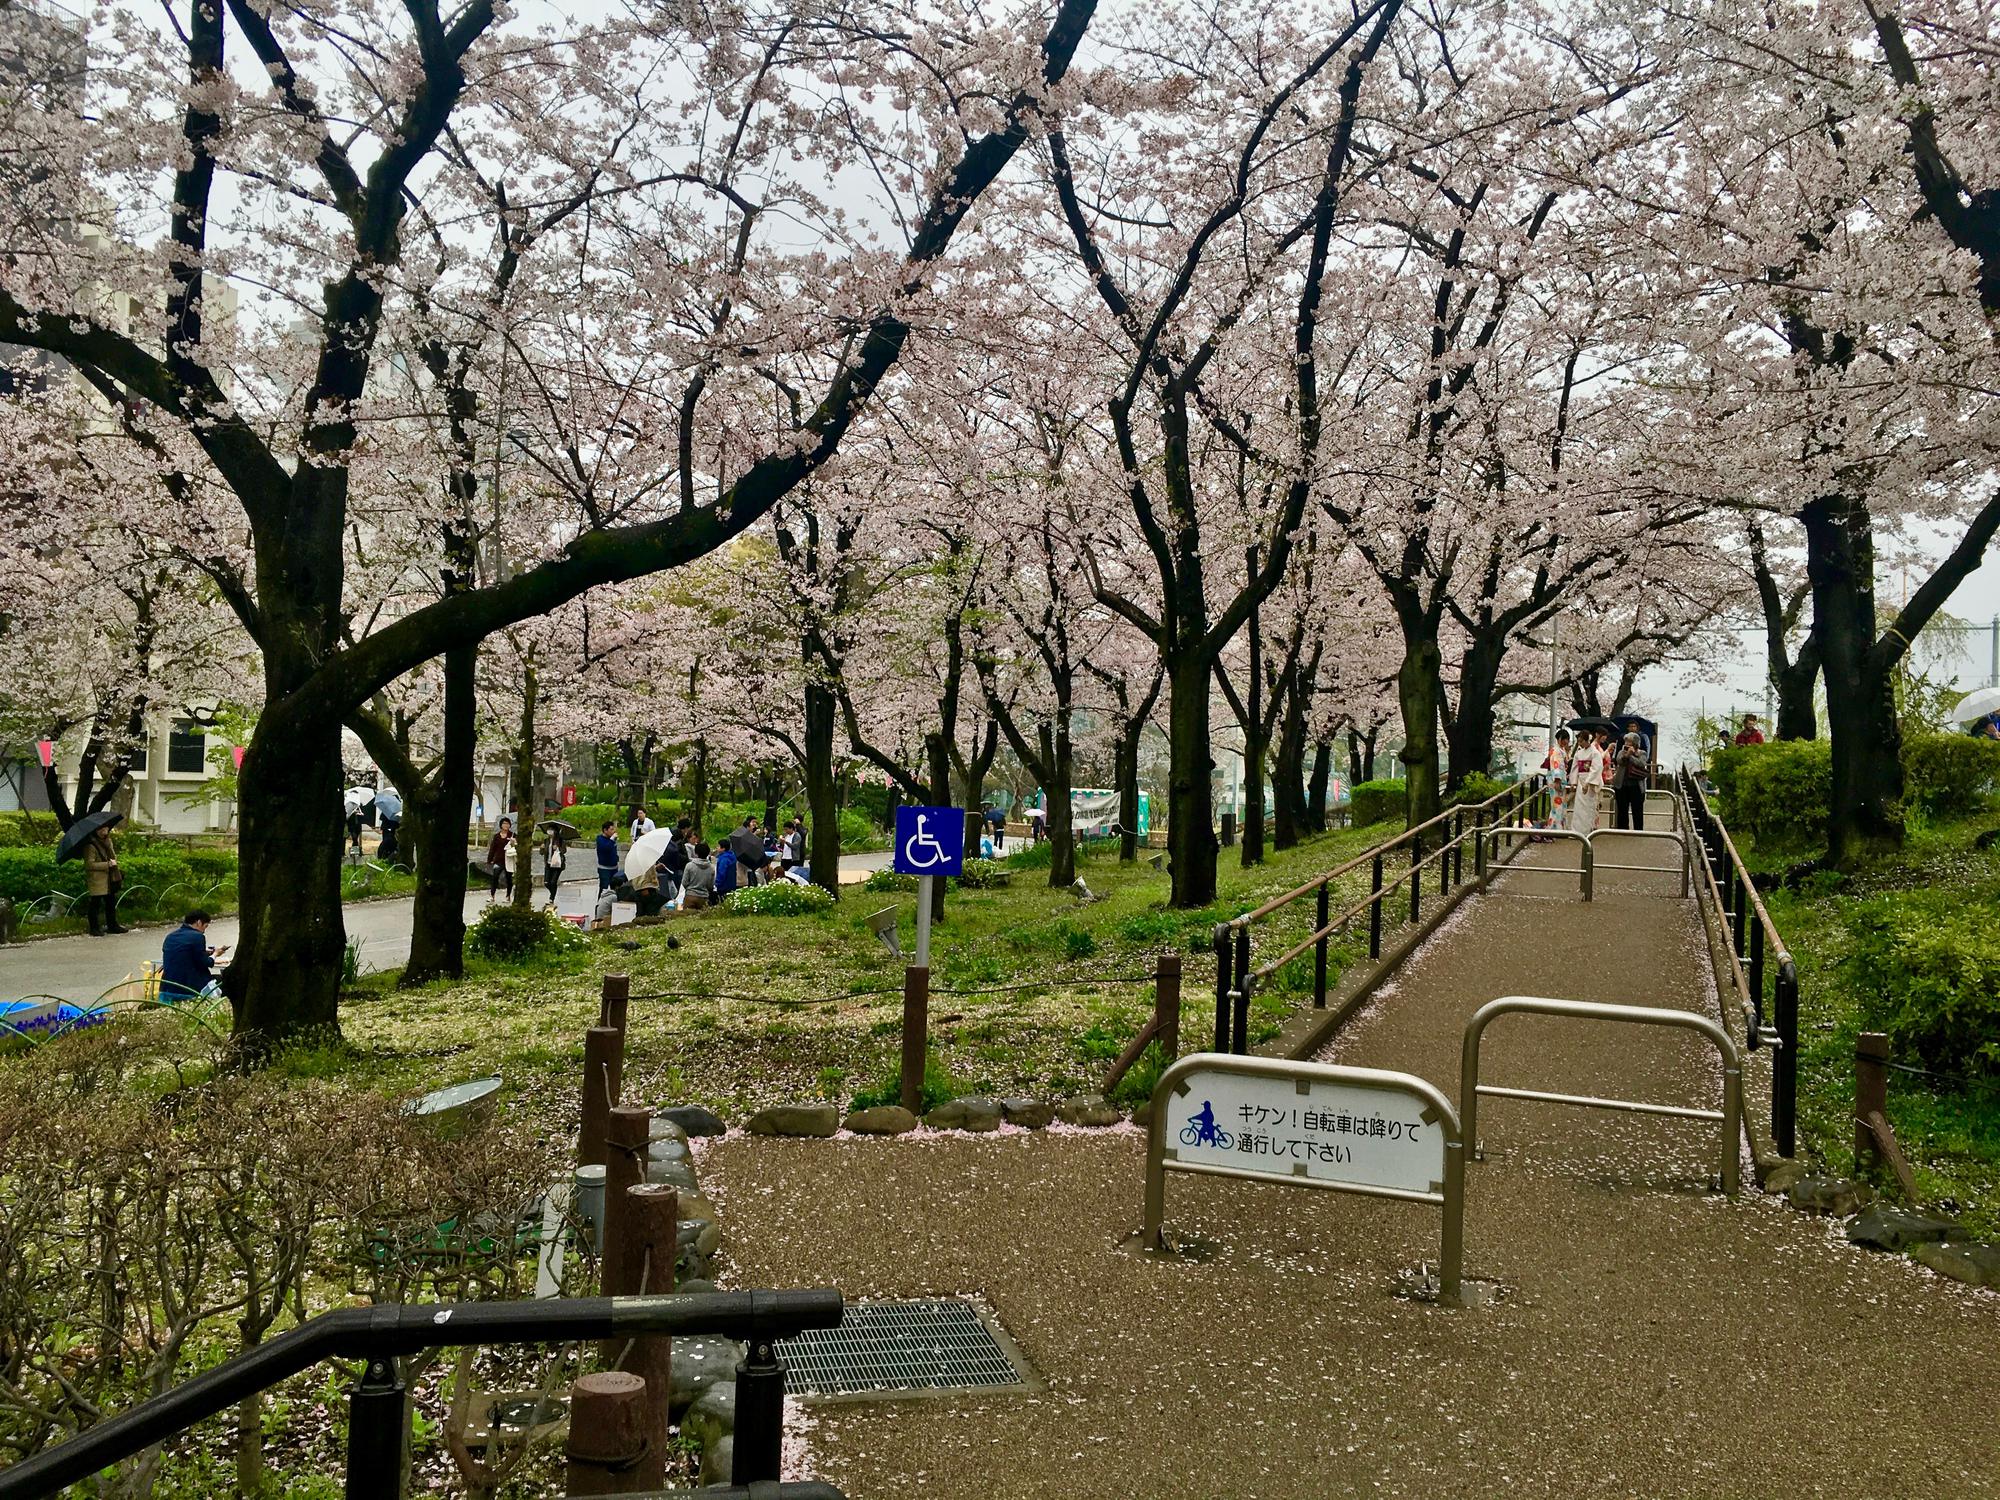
[57,811,127,936]
[375,787,404,863]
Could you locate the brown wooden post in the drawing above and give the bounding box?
[1855,1032,1889,1172]
[599,972,630,1036]
[900,964,930,1113]
[565,1371,663,1494]
[1156,952,1182,1062]
[578,1026,623,1168]
[602,1183,678,1443]
[601,1105,652,1289]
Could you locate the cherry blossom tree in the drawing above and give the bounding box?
[0,0,1098,1046]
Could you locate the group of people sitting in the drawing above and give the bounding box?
[1538,719,1652,834]
[593,812,807,922]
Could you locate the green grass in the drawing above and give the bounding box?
[1751,810,2000,1236]
[299,827,1387,1130]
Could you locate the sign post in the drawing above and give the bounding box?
[1142,1053,1465,1303]
[892,806,966,1113]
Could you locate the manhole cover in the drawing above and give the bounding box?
[778,1298,1030,1397]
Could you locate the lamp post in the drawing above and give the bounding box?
[35,739,55,770]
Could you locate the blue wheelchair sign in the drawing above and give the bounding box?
[893,805,966,878]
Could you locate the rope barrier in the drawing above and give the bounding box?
[623,970,1156,1008]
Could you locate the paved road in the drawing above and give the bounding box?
[0,848,896,1005]
[705,841,2000,1499]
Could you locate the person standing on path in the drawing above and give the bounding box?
[1567,731,1607,834]
[1539,729,1571,833]
[83,826,125,936]
[596,821,620,893]
[630,806,656,843]
[486,817,515,900]
[542,828,566,906]
[1612,731,1648,830]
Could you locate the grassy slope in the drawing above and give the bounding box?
[321,826,1387,1134]
[1753,815,2000,1236]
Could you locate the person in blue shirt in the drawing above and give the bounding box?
[715,844,739,898]
[160,911,225,1001]
[595,821,620,893]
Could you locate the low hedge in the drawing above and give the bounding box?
[724,881,835,916]
[0,842,234,916]
[1349,779,1405,827]
[1849,893,2000,1078]
[1714,734,2000,851]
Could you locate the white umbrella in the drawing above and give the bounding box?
[1953,685,2000,723]
[343,786,375,813]
[624,827,673,880]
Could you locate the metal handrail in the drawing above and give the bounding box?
[1210,778,1549,1049]
[0,1290,843,1500]
[1679,766,1798,1158]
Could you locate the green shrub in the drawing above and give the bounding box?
[0,842,212,916]
[953,858,1008,889]
[1349,779,1405,827]
[1008,839,1054,870]
[1446,772,1507,807]
[863,867,916,893]
[466,903,579,961]
[724,881,835,916]
[1719,740,1831,850]
[1008,915,1097,960]
[1848,896,2000,1077]
[0,813,62,848]
[838,808,887,851]
[1902,734,2000,820]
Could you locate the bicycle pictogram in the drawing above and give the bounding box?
[1179,1100,1232,1149]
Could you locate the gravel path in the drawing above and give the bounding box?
[703,848,2000,1499]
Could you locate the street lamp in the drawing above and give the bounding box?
[34,739,54,770]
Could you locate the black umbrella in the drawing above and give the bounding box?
[1564,716,1622,738]
[55,810,124,864]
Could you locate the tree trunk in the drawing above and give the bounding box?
[1239,722,1266,868]
[1166,650,1217,907]
[1445,637,1502,788]
[1041,721,1077,887]
[1774,645,1821,740]
[1114,727,1143,863]
[511,659,538,912]
[1272,680,1307,850]
[803,679,841,897]
[224,709,345,1051]
[402,645,476,985]
[1803,493,1903,865]
[689,739,709,837]
[1307,739,1332,832]
[1397,636,1444,826]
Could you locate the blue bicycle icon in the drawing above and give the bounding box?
[1179,1100,1232,1149]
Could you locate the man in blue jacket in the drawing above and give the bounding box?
[596,821,621,893]
[161,911,225,1000]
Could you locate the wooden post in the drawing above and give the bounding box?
[578,1026,623,1168]
[899,964,930,1114]
[565,1372,663,1495]
[601,1105,652,1290]
[1156,952,1182,1061]
[602,1183,678,1446]
[1855,1032,1889,1171]
[599,973,630,1037]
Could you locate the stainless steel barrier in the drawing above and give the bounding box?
[1587,825,1691,896]
[1482,825,1594,900]
[1459,995,1741,1197]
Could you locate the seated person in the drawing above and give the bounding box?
[681,842,718,909]
[160,910,227,1000]
[715,845,738,898]
[629,863,667,918]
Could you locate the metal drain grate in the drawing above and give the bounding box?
[777,1297,1028,1397]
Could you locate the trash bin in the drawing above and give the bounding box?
[1219,811,1237,847]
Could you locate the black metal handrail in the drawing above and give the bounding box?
[0,1290,843,1500]
[1208,777,1548,1053]
[1679,767,1798,1156]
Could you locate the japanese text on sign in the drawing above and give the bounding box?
[1166,1065,1444,1195]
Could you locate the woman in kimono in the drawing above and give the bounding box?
[1539,728,1571,832]
[1567,730,1607,834]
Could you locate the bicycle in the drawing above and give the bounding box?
[1179,1121,1233,1149]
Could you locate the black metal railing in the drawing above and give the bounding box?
[1680,767,1798,1157]
[1209,778,1548,1053]
[0,1290,843,1500]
